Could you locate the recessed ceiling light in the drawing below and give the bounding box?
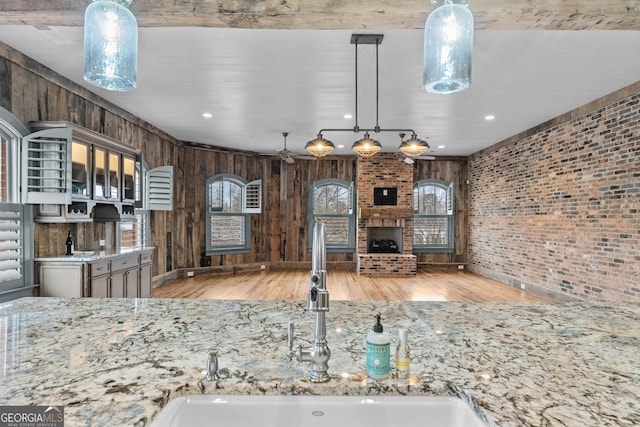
[202,112,213,118]
[438,145,445,149]
[485,115,495,120]
[343,114,353,119]
[337,144,345,149]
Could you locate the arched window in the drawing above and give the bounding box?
[206,174,261,255]
[413,179,454,253]
[308,179,355,251]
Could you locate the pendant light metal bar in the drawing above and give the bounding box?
[307,33,427,157]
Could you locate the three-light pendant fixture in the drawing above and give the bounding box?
[305,34,431,159]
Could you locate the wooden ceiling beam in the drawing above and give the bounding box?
[0,0,639,30]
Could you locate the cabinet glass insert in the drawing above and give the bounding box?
[71,141,89,197]
[123,156,135,201]
[109,152,120,200]
[94,147,106,198]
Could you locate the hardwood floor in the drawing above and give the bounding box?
[153,270,548,302]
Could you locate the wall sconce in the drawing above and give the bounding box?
[423,0,473,94]
[84,0,138,91]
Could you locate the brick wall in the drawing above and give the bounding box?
[468,86,640,302]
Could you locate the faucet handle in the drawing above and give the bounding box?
[202,350,220,381]
[287,321,295,360]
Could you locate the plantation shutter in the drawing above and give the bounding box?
[146,166,173,211]
[0,204,23,288]
[21,128,72,205]
[446,182,454,215]
[244,179,262,213]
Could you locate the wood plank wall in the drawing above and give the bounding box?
[1,41,469,278]
[0,42,180,277]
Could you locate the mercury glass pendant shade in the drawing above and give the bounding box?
[84,0,138,91]
[305,135,335,157]
[423,0,473,94]
[352,133,382,157]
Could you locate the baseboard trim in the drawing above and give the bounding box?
[466,264,584,302]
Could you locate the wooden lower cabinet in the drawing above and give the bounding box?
[89,251,152,298]
[90,274,110,298]
[139,255,152,298]
[38,250,153,298]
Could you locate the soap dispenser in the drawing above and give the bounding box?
[366,314,390,380]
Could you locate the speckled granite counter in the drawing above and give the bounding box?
[35,246,154,263]
[0,298,637,426]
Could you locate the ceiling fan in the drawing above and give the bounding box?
[394,152,436,164]
[263,132,317,164]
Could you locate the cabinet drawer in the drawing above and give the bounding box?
[140,252,152,265]
[90,260,110,278]
[112,255,139,272]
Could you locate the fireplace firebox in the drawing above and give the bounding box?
[367,227,403,253]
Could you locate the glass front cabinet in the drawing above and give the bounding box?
[28,122,143,222]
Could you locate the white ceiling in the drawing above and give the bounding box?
[1,26,640,157]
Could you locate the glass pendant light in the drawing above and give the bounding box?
[84,0,138,91]
[305,134,335,157]
[399,133,430,157]
[352,133,382,157]
[423,0,473,94]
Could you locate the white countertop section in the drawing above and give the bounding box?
[0,298,637,427]
[35,247,154,262]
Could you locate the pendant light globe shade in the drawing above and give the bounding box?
[352,133,382,157]
[305,136,335,157]
[399,136,430,157]
[84,0,138,91]
[423,0,473,94]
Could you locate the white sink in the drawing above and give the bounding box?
[149,395,488,427]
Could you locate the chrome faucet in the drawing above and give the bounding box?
[287,222,331,383]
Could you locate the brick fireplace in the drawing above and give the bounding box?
[356,153,417,276]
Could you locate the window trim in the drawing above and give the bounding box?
[308,178,356,253]
[413,178,455,254]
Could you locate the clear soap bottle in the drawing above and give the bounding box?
[395,329,410,379]
[366,314,390,380]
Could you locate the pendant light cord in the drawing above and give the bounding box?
[375,38,380,131]
[354,39,359,132]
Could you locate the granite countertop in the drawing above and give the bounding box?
[0,297,637,426]
[35,247,154,262]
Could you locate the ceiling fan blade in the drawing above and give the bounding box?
[284,156,295,164]
[403,157,414,164]
[415,155,436,160]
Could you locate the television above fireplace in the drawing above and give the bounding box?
[373,187,397,206]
